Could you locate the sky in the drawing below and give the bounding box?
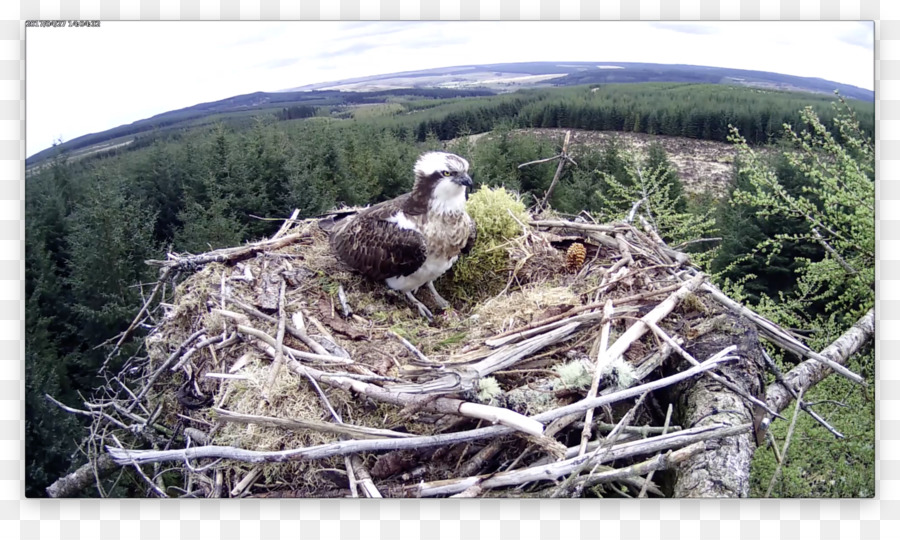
[26,20,874,158]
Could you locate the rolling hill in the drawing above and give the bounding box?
[26,61,872,167]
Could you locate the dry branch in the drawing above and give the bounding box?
[701,280,865,385]
[145,233,306,270]
[765,307,874,416]
[105,353,738,467]
[395,424,750,497]
[212,408,414,440]
[46,454,117,498]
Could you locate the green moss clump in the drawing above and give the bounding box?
[447,186,529,300]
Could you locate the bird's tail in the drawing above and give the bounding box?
[316,208,358,234]
[317,215,338,233]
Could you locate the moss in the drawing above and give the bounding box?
[553,361,592,391]
[475,377,502,404]
[446,186,529,300]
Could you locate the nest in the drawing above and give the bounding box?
[69,206,839,499]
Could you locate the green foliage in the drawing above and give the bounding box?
[720,97,875,498]
[590,144,717,267]
[376,84,873,147]
[725,98,874,327]
[750,346,875,497]
[448,186,528,299]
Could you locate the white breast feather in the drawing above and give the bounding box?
[429,178,467,215]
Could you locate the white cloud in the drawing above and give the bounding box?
[26,20,873,158]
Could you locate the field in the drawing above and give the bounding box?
[463,128,737,197]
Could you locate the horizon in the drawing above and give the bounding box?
[26,20,874,158]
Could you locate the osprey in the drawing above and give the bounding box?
[321,151,477,320]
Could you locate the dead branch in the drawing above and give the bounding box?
[262,278,287,401]
[145,233,307,270]
[235,324,352,365]
[765,388,805,497]
[538,130,573,209]
[602,273,705,367]
[529,220,617,233]
[395,424,750,497]
[212,408,414,440]
[105,354,739,467]
[46,454,117,498]
[579,300,614,456]
[639,403,673,498]
[350,455,382,498]
[700,280,865,386]
[765,307,874,416]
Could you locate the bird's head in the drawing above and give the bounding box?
[414,151,473,188]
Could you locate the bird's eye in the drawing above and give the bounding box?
[441,170,452,177]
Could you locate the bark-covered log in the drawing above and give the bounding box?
[667,312,766,497]
[46,454,117,498]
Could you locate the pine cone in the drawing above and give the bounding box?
[566,243,586,271]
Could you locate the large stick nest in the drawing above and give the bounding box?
[71,206,806,499]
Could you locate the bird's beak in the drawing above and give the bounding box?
[455,174,473,188]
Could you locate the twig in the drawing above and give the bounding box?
[765,388,805,497]
[170,334,227,372]
[644,320,784,420]
[537,130,572,209]
[344,457,359,498]
[529,220,617,233]
[145,233,306,270]
[760,349,843,438]
[230,466,262,498]
[337,285,352,318]
[272,209,301,239]
[700,280,865,386]
[220,295,332,356]
[110,434,168,498]
[350,455,382,498]
[105,269,170,363]
[212,408,414,439]
[579,300,614,456]
[639,403,672,498]
[517,153,563,168]
[291,352,343,424]
[262,278,288,401]
[236,324,352,364]
[107,354,740,467]
[130,329,204,407]
[626,198,646,224]
[387,330,432,364]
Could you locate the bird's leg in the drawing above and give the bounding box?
[404,291,434,321]
[426,281,451,311]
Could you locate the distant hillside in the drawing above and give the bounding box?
[27,61,872,167]
[25,87,493,165]
[285,61,873,102]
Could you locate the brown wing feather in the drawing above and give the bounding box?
[329,195,426,281]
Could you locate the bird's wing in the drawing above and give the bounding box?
[462,216,477,255]
[330,199,427,281]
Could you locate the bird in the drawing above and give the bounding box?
[320,151,477,320]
